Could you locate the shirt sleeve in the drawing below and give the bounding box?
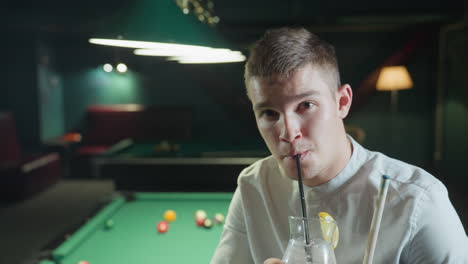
[210,187,254,264]
[406,181,468,263]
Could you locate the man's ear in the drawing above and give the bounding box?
[336,84,353,119]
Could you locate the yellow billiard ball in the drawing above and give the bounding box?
[164,210,177,222]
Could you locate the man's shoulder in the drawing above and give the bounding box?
[236,155,289,189]
[361,148,442,192]
[238,155,277,182]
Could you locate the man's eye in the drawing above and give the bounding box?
[299,102,314,110]
[261,110,278,118]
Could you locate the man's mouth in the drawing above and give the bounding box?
[284,150,309,159]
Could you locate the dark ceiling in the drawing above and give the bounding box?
[3,0,465,46]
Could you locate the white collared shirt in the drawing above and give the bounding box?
[211,137,468,264]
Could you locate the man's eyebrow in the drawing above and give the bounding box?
[253,91,320,110]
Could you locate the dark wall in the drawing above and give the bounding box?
[0,42,6,110]
[441,24,468,185]
[37,38,65,142]
[2,30,65,148]
[3,30,40,147]
[335,30,437,168]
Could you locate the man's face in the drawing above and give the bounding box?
[248,64,350,186]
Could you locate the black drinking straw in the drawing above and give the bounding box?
[295,154,310,245]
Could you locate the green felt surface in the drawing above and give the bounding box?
[42,192,232,264]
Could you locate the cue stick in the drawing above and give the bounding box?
[363,175,390,264]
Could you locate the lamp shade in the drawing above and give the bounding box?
[376,66,413,91]
[91,0,229,49]
[88,0,247,63]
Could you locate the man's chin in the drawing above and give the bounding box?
[277,160,321,182]
[277,164,299,181]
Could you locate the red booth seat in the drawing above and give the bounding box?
[77,104,192,156]
[69,104,192,178]
[0,112,61,201]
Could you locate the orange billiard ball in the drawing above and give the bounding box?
[163,210,177,222]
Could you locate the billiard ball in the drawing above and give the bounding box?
[77,261,90,264]
[160,141,171,152]
[157,221,169,233]
[104,219,114,229]
[122,191,136,201]
[203,218,213,229]
[195,218,205,227]
[164,210,177,222]
[171,144,181,152]
[154,141,171,152]
[194,210,207,220]
[213,213,225,224]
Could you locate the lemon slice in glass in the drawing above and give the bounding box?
[319,212,339,249]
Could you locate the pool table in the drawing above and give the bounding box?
[39,192,232,264]
[92,139,269,191]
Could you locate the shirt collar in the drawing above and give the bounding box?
[302,135,367,196]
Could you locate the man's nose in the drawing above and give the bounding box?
[279,114,302,143]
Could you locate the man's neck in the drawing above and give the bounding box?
[303,134,353,187]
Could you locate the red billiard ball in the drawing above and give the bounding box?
[77,261,90,264]
[157,221,169,233]
[195,217,205,227]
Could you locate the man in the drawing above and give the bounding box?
[211,27,467,264]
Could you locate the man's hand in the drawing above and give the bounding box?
[263,258,284,264]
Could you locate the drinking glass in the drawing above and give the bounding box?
[282,216,337,264]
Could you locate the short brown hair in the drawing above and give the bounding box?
[245,27,341,93]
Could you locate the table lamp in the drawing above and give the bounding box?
[376,66,413,113]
